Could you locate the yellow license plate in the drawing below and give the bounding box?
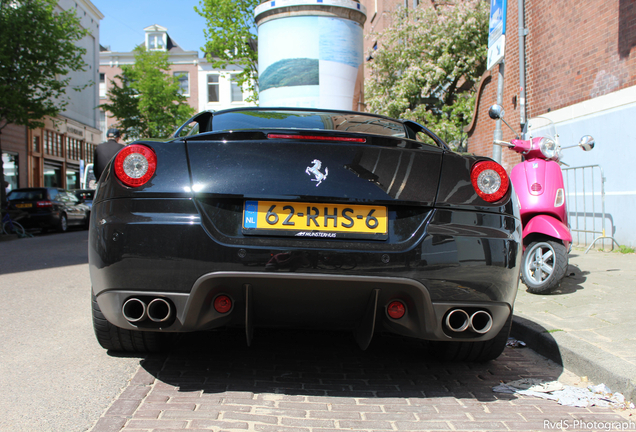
[243,200,388,240]
[16,203,32,208]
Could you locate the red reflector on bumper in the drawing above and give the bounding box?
[387,301,406,319]
[214,295,232,314]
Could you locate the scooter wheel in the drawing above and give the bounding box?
[521,240,568,294]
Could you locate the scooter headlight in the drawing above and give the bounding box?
[539,138,558,159]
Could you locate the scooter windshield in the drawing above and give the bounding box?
[527,117,558,146]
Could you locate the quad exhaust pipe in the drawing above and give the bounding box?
[122,298,147,323]
[147,298,172,323]
[122,297,173,324]
[445,309,493,334]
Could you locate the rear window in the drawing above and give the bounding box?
[7,189,47,201]
[211,110,407,138]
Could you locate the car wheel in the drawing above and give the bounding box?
[58,213,68,233]
[428,313,512,362]
[84,212,90,230]
[91,292,175,353]
[521,240,568,294]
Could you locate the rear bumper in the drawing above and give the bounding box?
[95,272,513,344]
[90,197,522,343]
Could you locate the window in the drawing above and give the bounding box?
[99,73,106,98]
[212,110,408,138]
[174,72,189,96]
[2,152,18,192]
[44,130,64,157]
[148,34,165,50]
[66,171,80,190]
[231,77,243,102]
[207,74,219,103]
[43,165,62,188]
[176,121,200,137]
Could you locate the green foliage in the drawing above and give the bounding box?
[618,245,635,254]
[365,0,489,147]
[0,0,89,130]
[196,0,259,102]
[259,58,319,91]
[100,47,195,140]
[0,0,88,206]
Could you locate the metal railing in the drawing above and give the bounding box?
[563,164,620,253]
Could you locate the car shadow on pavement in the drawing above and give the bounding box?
[137,326,564,403]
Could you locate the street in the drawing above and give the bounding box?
[1,232,631,431]
[0,231,140,432]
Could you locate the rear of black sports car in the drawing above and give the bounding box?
[89,108,522,361]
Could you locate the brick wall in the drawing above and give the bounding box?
[467,0,636,169]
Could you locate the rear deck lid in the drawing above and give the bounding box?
[184,109,444,206]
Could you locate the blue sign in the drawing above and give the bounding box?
[487,0,507,70]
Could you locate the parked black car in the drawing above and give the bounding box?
[90,107,522,361]
[72,189,96,210]
[7,187,90,232]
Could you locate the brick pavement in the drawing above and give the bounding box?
[91,329,635,432]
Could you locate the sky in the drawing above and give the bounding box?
[91,0,209,55]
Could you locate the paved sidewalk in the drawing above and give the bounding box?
[511,248,636,402]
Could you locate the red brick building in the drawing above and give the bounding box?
[466,0,636,171]
[466,0,636,246]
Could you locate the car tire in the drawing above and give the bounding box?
[428,312,512,362]
[58,213,68,233]
[521,240,568,294]
[91,292,175,353]
[84,212,90,230]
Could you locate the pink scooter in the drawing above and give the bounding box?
[488,105,594,293]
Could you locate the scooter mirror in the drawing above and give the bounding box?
[488,104,504,120]
[578,135,595,151]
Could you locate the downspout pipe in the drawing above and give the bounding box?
[519,0,527,136]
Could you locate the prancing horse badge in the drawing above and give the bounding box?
[306,159,328,187]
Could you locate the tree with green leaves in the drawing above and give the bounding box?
[100,47,195,140]
[196,0,259,102]
[0,0,88,206]
[365,0,489,148]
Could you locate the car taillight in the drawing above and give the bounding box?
[267,133,366,143]
[37,201,52,207]
[470,161,509,203]
[114,144,157,187]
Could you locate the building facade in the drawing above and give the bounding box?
[2,0,103,192]
[465,0,636,247]
[359,0,422,82]
[99,25,255,142]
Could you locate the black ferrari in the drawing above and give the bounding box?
[89,108,522,361]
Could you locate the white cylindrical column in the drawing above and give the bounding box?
[255,0,367,110]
